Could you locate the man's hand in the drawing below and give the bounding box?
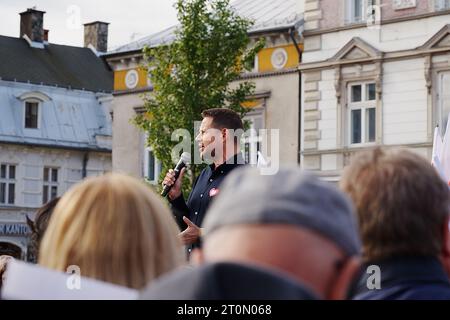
[179,216,202,245]
[162,167,186,200]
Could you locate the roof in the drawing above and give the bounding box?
[0,81,112,151]
[232,0,303,34]
[106,25,178,56]
[106,0,303,55]
[0,35,113,93]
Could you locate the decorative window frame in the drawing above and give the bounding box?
[346,81,378,147]
[345,0,377,24]
[125,69,139,89]
[17,91,51,130]
[330,37,384,148]
[42,167,59,204]
[23,100,41,130]
[242,106,266,166]
[144,145,162,184]
[420,25,450,141]
[0,163,17,205]
[431,64,450,136]
[434,0,450,11]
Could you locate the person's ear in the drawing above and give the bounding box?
[440,217,450,277]
[190,248,205,266]
[328,256,362,300]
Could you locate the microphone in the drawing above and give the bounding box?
[161,152,191,197]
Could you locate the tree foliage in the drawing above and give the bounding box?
[135,0,264,192]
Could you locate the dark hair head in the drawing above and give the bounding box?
[201,108,244,131]
[26,197,60,263]
[340,147,450,262]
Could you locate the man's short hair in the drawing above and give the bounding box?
[340,147,450,262]
[201,108,244,131]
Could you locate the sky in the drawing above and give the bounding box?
[0,0,305,50]
[0,0,179,50]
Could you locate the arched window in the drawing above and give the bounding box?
[0,242,22,259]
[17,91,51,130]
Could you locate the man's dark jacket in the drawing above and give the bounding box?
[352,256,450,300]
[169,153,244,251]
[140,262,318,300]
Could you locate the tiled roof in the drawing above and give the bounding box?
[0,35,113,93]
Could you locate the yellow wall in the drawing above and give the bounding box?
[257,44,302,73]
[241,99,263,109]
[114,68,149,91]
[113,44,303,91]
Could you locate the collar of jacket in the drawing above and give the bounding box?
[356,255,450,293]
[208,153,245,173]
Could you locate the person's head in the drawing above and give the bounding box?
[39,173,184,289]
[192,167,362,300]
[196,108,244,162]
[26,197,60,263]
[340,147,450,266]
[0,255,13,290]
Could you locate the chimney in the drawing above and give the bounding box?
[83,21,109,53]
[43,29,49,42]
[19,8,46,43]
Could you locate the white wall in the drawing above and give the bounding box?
[0,144,111,208]
[382,58,428,145]
[318,69,338,150]
[111,93,145,177]
[304,14,450,63]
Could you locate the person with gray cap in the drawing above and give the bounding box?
[141,167,362,300]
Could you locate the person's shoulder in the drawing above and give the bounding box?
[140,262,318,300]
[400,284,450,300]
[353,283,450,300]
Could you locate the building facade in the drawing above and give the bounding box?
[0,9,113,259]
[301,0,450,181]
[104,0,304,181]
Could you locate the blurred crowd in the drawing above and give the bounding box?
[1,146,450,300]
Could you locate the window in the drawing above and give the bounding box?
[435,0,450,11]
[25,101,39,129]
[348,82,377,145]
[0,164,16,205]
[347,0,375,24]
[438,72,450,135]
[253,55,259,73]
[43,167,58,204]
[242,112,264,166]
[144,149,161,183]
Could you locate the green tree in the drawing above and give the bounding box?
[135,0,264,194]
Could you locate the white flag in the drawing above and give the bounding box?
[440,113,450,185]
[432,126,445,180]
[257,151,270,168]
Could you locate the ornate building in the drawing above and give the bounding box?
[104,0,304,181]
[0,9,113,259]
[301,0,450,181]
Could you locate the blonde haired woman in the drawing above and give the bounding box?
[39,173,184,289]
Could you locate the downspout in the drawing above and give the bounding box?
[82,152,89,178]
[289,28,303,165]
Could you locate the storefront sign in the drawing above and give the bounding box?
[0,223,30,236]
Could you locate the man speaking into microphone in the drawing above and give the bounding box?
[162,108,245,255]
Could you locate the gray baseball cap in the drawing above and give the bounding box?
[203,167,361,256]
